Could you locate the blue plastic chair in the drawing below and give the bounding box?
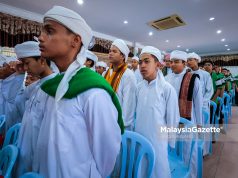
[108,131,155,178]
[222,93,230,131]
[2,123,21,148]
[0,115,5,132]
[20,172,44,178]
[0,145,18,178]
[169,117,198,178]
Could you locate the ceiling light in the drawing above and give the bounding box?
[216,30,222,34]
[177,45,181,48]
[209,17,215,21]
[221,38,226,42]
[186,49,189,52]
[165,40,169,43]
[123,20,128,24]
[149,32,153,36]
[227,48,230,51]
[77,0,84,5]
[225,44,228,47]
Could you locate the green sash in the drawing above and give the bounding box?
[41,67,124,134]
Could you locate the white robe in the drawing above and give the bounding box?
[165,69,203,178]
[1,73,25,131]
[108,68,137,129]
[33,88,121,178]
[16,73,57,177]
[133,68,143,83]
[135,71,180,178]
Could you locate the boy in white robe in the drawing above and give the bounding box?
[131,56,143,83]
[135,46,180,178]
[12,41,56,176]
[105,39,137,130]
[165,50,203,178]
[84,50,98,71]
[33,6,123,178]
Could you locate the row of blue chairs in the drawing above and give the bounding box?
[0,116,43,178]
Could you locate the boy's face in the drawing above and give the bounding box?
[203,62,213,72]
[96,66,105,75]
[139,53,158,81]
[39,20,77,61]
[21,57,44,76]
[108,46,124,65]
[164,59,172,68]
[171,59,185,74]
[131,59,139,70]
[187,58,198,69]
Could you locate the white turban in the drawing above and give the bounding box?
[5,56,18,63]
[132,56,139,62]
[140,46,162,62]
[170,50,187,62]
[44,6,92,49]
[86,50,98,63]
[187,52,201,63]
[96,61,107,68]
[15,41,41,59]
[111,39,130,61]
[43,6,93,102]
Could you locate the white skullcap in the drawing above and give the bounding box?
[170,50,187,62]
[132,56,139,62]
[15,41,41,59]
[96,61,107,68]
[111,39,130,61]
[140,46,162,62]
[187,52,201,63]
[5,56,18,63]
[86,50,98,63]
[44,6,93,49]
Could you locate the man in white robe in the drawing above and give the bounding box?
[33,6,122,178]
[165,50,203,178]
[105,39,136,130]
[11,41,56,176]
[95,61,107,76]
[135,46,180,178]
[131,56,143,83]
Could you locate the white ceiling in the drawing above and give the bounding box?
[1,0,238,56]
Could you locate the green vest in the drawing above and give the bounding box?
[41,67,124,134]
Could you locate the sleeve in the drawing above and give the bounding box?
[84,89,122,177]
[203,74,214,108]
[193,78,203,125]
[165,85,180,148]
[120,72,137,128]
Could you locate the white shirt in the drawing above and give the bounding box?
[191,69,213,111]
[108,68,137,128]
[135,71,180,178]
[33,88,121,178]
[133,68,143,83]
[15,73,57,177]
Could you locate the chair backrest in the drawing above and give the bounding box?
[202,110,209,125]
[118,131,155,178]
[3,123,21,148]
[223,92,231,107]
[20,172,44,178]
[0,115,5,133]
[0,145,18,178]
[210,101,217,125]
[178,117,196,169]
[216,97,223,114]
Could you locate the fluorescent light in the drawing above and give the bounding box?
[177,45,181,48]
[123,20,128,24]
[165,40,169,43]
[186,49,189,52]
[216,30,222,34]
[149,32,153,36]
[209,17,215,21]
[225,44,228,47]
[227,48,230,51]
[221,38,226,42]
[77,0,84,5]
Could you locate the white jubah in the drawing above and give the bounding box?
[133,68,143,83]
[166,69,203,178]
[32,88,121,178]
[135,71,180,178]
[1,73,25,131]
[15,73,57,177]
[191,69,213,155]
[107,68,137,129]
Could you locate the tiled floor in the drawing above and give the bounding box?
[203,107,238,178]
